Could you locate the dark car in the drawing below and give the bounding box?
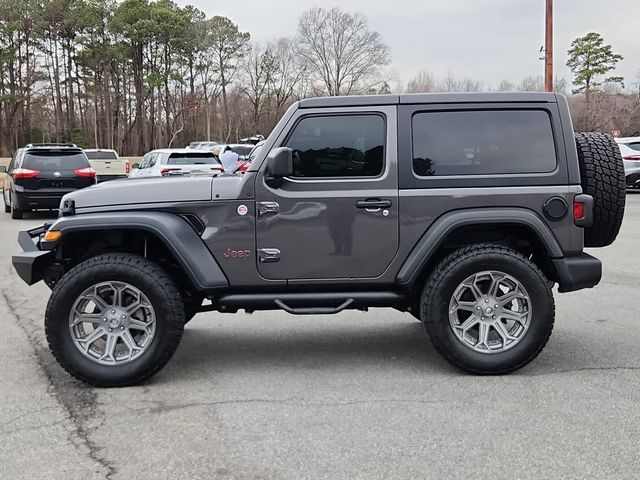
[2,143,96,219]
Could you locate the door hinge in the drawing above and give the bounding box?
[258,248,280,263]
[257,201,279,217]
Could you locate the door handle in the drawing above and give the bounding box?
[355,199,392,209]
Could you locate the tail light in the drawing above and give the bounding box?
[11,168,40,179]
[125,160,131,174]
[74,167,96,178]
[623,154,640,161]
[161,167,182,176]
[573,201,585,221]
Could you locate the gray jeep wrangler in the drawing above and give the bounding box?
[13,93,626,387]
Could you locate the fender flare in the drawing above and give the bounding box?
[396,208,564,286]
[46,212,228,292]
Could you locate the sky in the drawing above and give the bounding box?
[178,0,640,91]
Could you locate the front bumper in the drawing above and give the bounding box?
[553,253,602,293]
[12,225,54,286]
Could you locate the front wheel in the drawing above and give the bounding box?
[45,254,185,387]
[421,245,555,374]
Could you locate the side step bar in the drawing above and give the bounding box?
[204,292,408,314]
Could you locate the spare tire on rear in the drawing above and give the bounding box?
[574,132,626,247]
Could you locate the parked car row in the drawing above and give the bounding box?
[0,139,265,218]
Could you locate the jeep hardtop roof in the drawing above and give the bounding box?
[298,92,558,108]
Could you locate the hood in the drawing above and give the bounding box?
[64,176,214,210]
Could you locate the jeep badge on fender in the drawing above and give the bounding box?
[223,248,251,258]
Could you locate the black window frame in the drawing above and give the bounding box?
[282,112,387,180]
[411,108,558,178]
[397,103,567,189]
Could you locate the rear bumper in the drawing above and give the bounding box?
[12,226,54,286]
[13,190,68,210]
[553,253,602,293]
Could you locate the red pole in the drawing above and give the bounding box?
[544,0,553,92]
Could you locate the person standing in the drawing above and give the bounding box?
[220,146,239,173]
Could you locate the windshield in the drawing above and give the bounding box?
[167,153,221,165]
[85,151,118,160]
[23,151,90,171]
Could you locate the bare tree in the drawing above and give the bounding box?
[269,38,306,117]
[495,80,516,92]
[296,7,389,96]
[406,70,436,93]
[518,74,566,93]
[436,70,483,92]
[242,43,276,132]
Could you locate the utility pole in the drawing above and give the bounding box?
[544,0,553,92]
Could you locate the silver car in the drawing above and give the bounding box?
[130,148,223,178]
[616,136,640,189]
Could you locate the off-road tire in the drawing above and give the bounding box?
[45,253,185,387]
[575,132,625,247]
[421,245,555,374]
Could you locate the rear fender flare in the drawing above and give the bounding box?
[396,208,564,286]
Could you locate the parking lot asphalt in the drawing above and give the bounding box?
[1,193,640,480]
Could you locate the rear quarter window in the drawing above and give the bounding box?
[412,110,557,176]
[22,151,90,171]
[85,151,118,160]
[167,153,221,165]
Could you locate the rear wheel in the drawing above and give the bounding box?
[45,253,185,387]
[421,245,555,374]
[10,195,23,219]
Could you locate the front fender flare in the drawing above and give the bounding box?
[396,208,564,286]
[45,212,229,292]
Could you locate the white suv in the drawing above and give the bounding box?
[130,149,223,178]
[615,136,640,189]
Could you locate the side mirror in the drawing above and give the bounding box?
[0,166,6,173]
[131,163,140,169]
[265,148,293,188]
[266,147,292,177]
